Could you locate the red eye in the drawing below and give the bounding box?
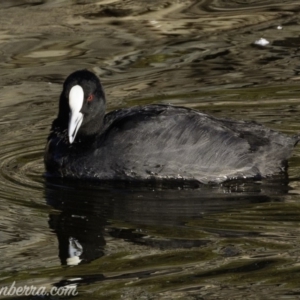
[87,94,94,102]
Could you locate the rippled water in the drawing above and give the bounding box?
[2,1,300,299]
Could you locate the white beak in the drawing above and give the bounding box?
[68,85,84,144]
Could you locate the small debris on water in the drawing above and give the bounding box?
[254,38,269,46]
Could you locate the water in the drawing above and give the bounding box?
[1,0,300,299]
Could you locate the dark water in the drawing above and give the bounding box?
[1,0,300,299]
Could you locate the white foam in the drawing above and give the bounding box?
[254,38,269,46]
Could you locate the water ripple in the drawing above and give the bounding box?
[0,106,48,203]
[1,1,300,299]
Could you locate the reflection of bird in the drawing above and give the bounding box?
[45,176,286,266]
[67,237,83,266]
[48,211,106,266]
[44,70,299,184]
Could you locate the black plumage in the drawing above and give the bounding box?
[44,70,299,184]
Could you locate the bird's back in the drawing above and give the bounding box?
[77,105,297,183]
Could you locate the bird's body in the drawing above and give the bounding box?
[44,70,299,184]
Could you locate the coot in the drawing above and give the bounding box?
[44,70,299,184]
